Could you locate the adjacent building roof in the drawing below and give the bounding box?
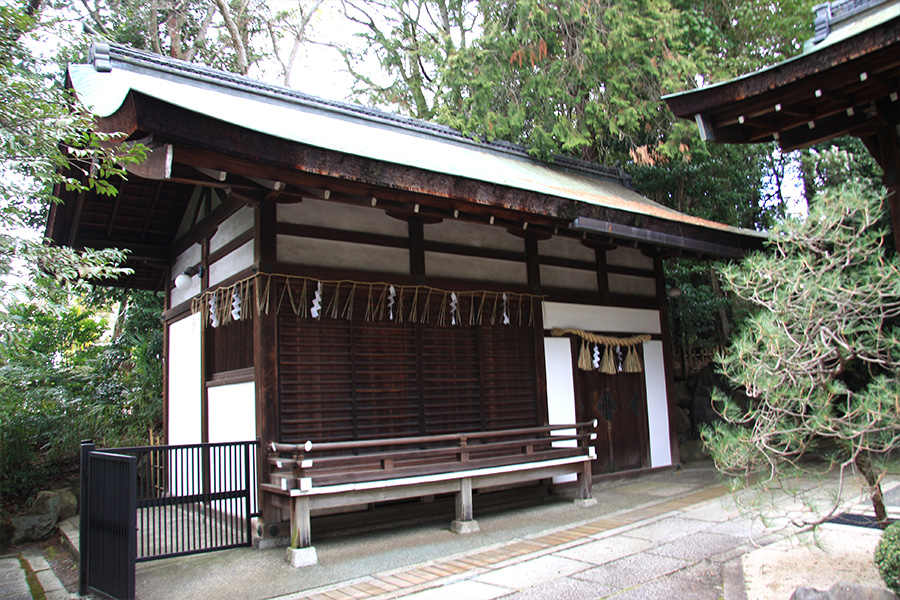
[49,42,764,289]
[663,0,900,152]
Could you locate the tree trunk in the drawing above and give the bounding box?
[855,451,888,529]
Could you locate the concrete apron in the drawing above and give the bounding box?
[125,465,728,600]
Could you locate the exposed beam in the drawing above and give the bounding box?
[124,142,173,180]
[170,192,249,257]
[75,237,170,261]
[194,166,227,182]
[140,180,165,240]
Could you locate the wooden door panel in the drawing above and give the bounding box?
[606,377,646,471]
[573,340,650,474]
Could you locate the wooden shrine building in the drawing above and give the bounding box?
[664,0,900,244]
[48,43,763,544]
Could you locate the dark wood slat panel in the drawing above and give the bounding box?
[278,318,355,443]
[277,293,541,444]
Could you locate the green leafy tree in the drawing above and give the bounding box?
[335,0,479,119]
[682,0,816,79]
[0,289,163,507]
[1,4,143,332]
[706,184,900,527]
[435,0,701,163]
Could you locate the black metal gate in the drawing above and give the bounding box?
[79,440,259,600]
[80,450,137,600]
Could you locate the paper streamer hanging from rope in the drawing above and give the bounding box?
[311,281,323,319]
[388,285,396,321]
[231,291,242,321]
[208,293,219,328]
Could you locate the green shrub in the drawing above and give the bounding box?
[875,521,900,594]
[0,290,163,513]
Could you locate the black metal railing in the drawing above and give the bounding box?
[123,440,259,560]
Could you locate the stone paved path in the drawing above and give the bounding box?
[272,483,771,600]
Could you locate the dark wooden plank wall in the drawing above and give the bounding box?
[210,317,254,373]
[276,290,540,444]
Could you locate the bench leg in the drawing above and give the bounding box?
[451,477,480,534]
[287,496,318,567]
[575,460,597,507]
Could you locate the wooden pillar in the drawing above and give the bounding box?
[290,497,312,548]
[408,217,426,280]
[451,478,480,533]
[577,460,593,500]
[287,496,318,567]
[525,234,549,426]
[255,198,282,530]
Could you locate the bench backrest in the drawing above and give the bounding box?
[268,421,596,490]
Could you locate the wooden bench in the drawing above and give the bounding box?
[262,422,598,566]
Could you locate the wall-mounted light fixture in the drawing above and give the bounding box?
[174,265,205,291]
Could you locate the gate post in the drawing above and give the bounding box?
[79,440,95,596]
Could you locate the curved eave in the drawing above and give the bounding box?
[665,13,900,117]
[664,14,900,152]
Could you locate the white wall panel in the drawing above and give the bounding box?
[539,236,595,261]
[540,265,597,291]
[207,382,258,516]
[425,252,527,284]
[208,382,256,443]
[607,247,654,270]
[170,244,201,307]
[277,235,410,275]
[608,273,657,297]
[167,313,202,445]
[544,337,577,483]
[643,340,672,468]
[542,302,662,334]
[278,198,407,236]
[425,219,524,252]
[208,240,254,286]
[210,206,254,253]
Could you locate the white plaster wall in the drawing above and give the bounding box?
[207,382,257,443]
[607,247,655,270]
[540,265,597,291]
[170,244,202,307]
[425,252,528,284]
[277,235,411,275]
[208,240,254,286]
[167,313,202,446]
[278,198,407,236]
[643,340,672,468]
[608,273,657,297]
[209,206,254,253]
[543,302,662,334]
[543,337,578,483]
[425,219,524,251]
[207,382,258,516]
[539,236,595,261]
